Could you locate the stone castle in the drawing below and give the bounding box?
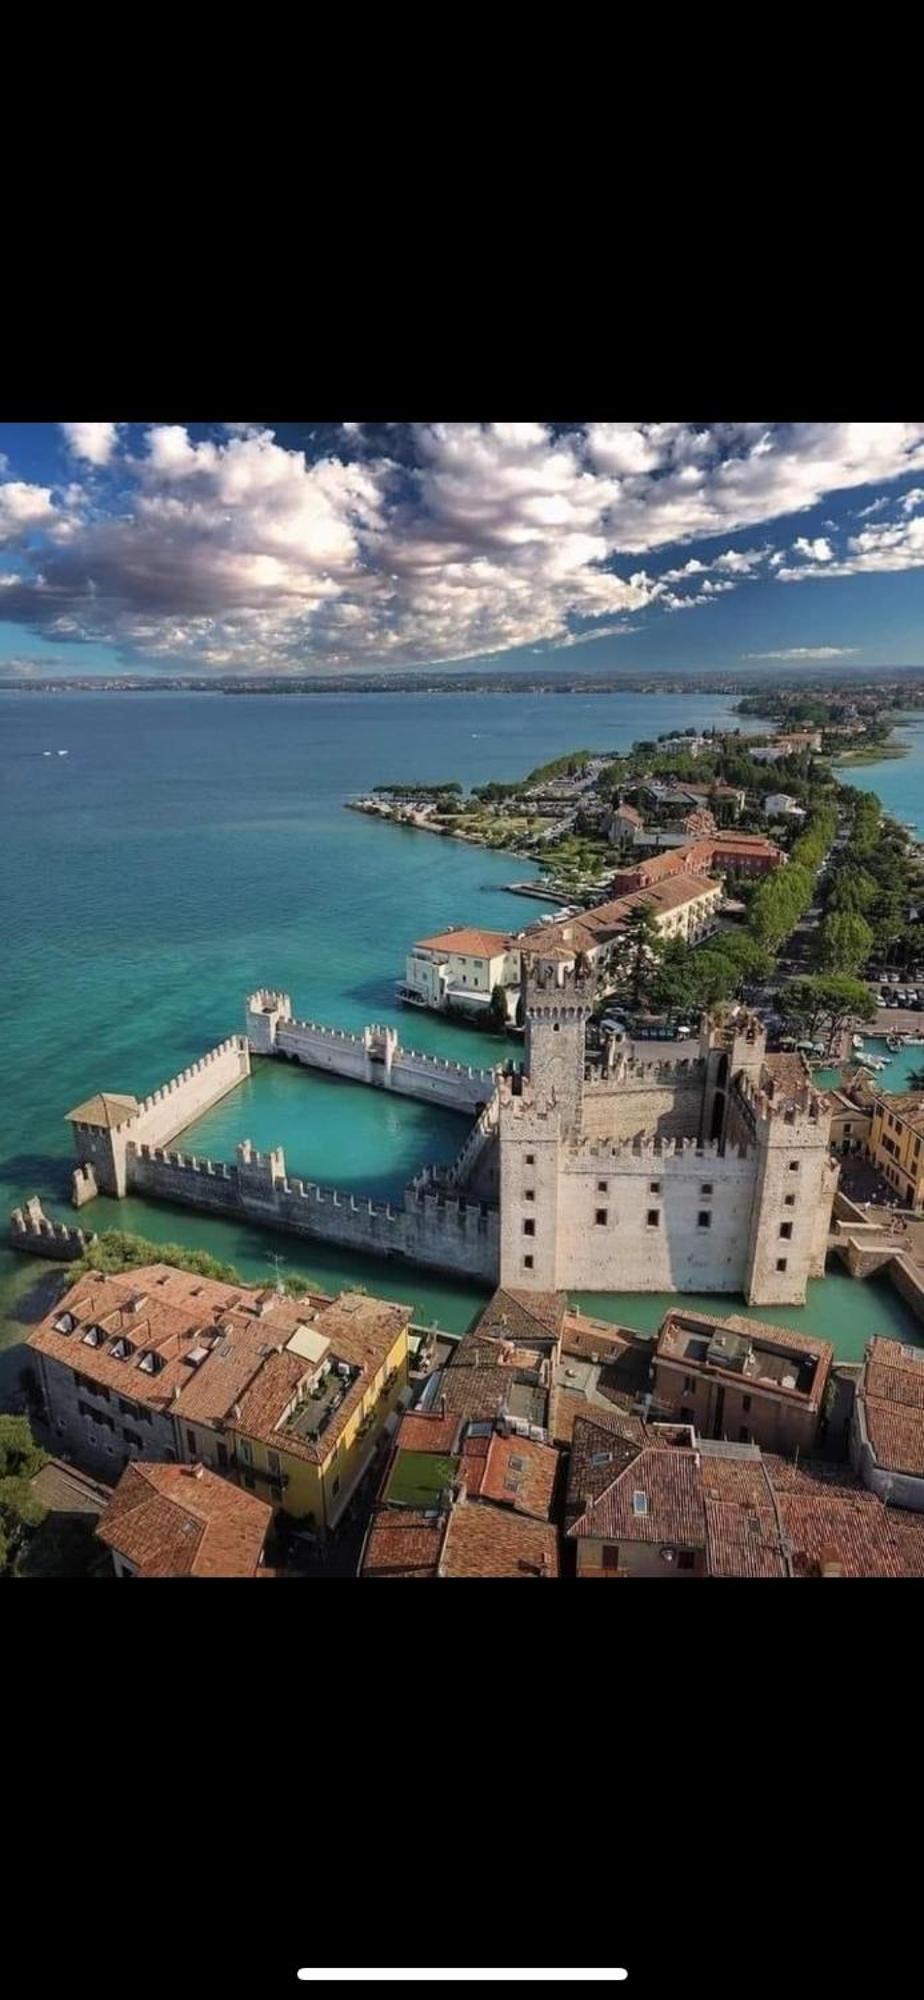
[496,961,837,1305]
[54,975,838,1305]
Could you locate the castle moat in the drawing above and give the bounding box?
[4,686,924,1400]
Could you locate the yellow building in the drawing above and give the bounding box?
[867,1092,924,1206]
[224,1292,412,1532]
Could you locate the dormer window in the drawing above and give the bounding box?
[110,1337,134,1362]
[139,1351,162,1376]
[54,1312,77,1335]
[82,1324,105,1347]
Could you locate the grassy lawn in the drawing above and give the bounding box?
[384,1449,458,1508]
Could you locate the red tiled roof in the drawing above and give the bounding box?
[863,1399,924,1477]
[700,1454,788,1579]
[361,1510,446,1577]
[96,1461,272,1577]
[566,1411,705,1548]
[394,1409,462,1455]
[459,1431,558,1520]
[439,1499,559,1577]
[415,928,512,957]
[865,1338,924,1411]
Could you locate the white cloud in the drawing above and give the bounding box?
[777,511,924,581]
[792,537,834,563]
[0,480,60,544]
[0,420,923,671]
[743,646,860,661]
[60,422,121,467]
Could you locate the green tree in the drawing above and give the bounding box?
[612,903,665,1006]
[0,1415,48,1575]
[489,983,510,1031]
[778,974,877,1050]
[816,910,874,976]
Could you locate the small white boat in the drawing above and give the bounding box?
[43,750,52,756]
[851,1034,865,1050]
[57,749,68,756]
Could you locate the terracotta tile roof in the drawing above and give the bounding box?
[360,1509,446,1576]
[230,1293,411,1466]
[778,1488,900,1578]
[65,1091,139,1128]
[459,1431,559,1520]
[700,1454,788,1579]
[566,1412,704,1547]
[864,1338,924,1411]
[863,1399,924,1477]
[562,1310,650,1367]
[440,1363,534,1424]
[28,1264,335,1428]
[474,1286,567,1346]
[95,1461,272,1577]
[415,928,512,957]
[394,1409,462,1455]
[439,1498,559,1577]
[883,1510,924,1577]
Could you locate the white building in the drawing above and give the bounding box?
[764,792,806,820]
[399,927,522,1018]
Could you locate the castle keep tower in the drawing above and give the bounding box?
[498,962,595,1290]
[522,959,595,1138]
[741,1066,839,1306]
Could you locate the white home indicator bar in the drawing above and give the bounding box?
[297,1974,628,1985]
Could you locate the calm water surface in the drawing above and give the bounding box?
[2,685,921,1387]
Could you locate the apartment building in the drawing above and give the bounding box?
[866,1091,924,1206]
[652,1308,833,1454]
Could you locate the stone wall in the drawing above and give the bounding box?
[10,1197,93,1261]
[125,1139,500,1282]
[34,1349,176,1480]
[70,1036,251,1199]
[552,1137,756,1292]
[272,1014,497,1113]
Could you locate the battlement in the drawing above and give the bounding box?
[574,1132,749,1164]
[247,988,292,1017]
[10,1196,95,1261]
[130,1143,235,1179]
[134,1037,250,1123]
[735,1067,827,1133]
[525,961,597,998]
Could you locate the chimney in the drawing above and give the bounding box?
[193,1462,205,1480]
[538,1551,549,1575]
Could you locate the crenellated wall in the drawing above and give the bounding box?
[10,1197,94,1261]
[247,990,498,1113]
[69,1036,252,1199]
[125,1138,500,1281]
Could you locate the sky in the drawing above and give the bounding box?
[1,420,924,678]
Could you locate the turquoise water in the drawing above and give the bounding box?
[3,684,923,1384]
[814,1037,924,1095]
[833,713,924,835]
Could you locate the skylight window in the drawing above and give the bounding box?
[83,1325,104,1347]
[632,1490,649,1516]
[139,1351,162,1375]
[110,1337,134,1361]
[54,1312,77,1335]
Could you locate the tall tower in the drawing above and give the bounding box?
[699,1008,767,1148]
[523,958,595,1138]
[744,1073,838,1305]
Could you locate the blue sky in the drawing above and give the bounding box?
[2,421,924,677]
